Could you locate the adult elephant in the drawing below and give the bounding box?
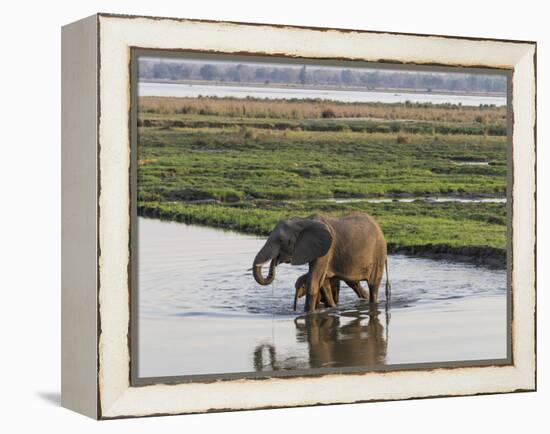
[252,212,391,312]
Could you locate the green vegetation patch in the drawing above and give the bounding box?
[137,125,507,202]
[137,97,508,265]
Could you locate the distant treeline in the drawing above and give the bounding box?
[138,58,507,94]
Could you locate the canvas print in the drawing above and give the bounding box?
[133,52,509,381]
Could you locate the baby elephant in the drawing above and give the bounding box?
[293,274,369,310]
[294,274,338,310]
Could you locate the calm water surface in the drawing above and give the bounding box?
[137,217,507,378]
[139,82,506,106]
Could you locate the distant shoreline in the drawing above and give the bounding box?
[139,78,507,99]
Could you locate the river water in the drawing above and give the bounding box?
[139,82,506,106]
[136,217,508,379]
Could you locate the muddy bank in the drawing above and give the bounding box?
[390,244,506,269]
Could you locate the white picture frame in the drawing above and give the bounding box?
[61,13,536,419]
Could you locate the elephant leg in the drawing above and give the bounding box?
[318,289,326,309]
[305,257,328,312]
[345,280,369,300]
[330,278,341,304]
[319,290,327,308]
[319,288,329,308]
[368,281,379,304]
[368,264,384,304]
[320,279,337,308]
[318,278,328,308]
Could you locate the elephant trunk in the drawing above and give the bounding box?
[252,258,277,285]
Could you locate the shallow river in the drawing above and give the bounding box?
[137,217,508,380]
[139,82,506,107]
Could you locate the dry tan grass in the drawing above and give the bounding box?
[139,95,507,123]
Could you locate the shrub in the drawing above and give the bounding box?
[396,132,410,144]
[321,108,336,118]
[239,126,257,140]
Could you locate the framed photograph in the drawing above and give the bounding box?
[61,13,536,419]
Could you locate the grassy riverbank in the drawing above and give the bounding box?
[137,96,507,266]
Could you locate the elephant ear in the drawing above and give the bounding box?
[291,220,333,266]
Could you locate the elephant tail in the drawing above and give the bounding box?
[385,257,391,303]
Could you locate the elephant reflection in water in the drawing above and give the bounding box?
[253,344,310,371]
[253,306,388,371]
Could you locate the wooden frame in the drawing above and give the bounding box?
[62,13,536,419]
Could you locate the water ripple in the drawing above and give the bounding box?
[138,218,506,319]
